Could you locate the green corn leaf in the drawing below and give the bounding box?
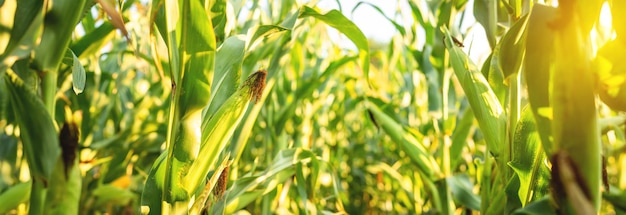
[62,49,86,95]
[436,1,454,28]
[407,1,436,45]
[434,178,455,215]
[140,152,167,215]
[295,162,309,211]
[208,0,228,44]
[511,196,556,215]
[246,25,289,51]
[524,5,557,155]
[603,189,626,212]
[298,6,370,85]
[481,48,506,105]
[177,0,215,113]
[273,56,357,135]
[161,0,181,84]
[499,14,529,79]
[447,174,481,211]
[509,105,549,206]
[505,174,523,212]
[450,108,474,169]
[205,35,246,119]
[3,71,61,214]
[473,0,497,49]
[161,0,217,205]
[32,0,88,120]
[227,15,308,164]
[442,27,506,158]
[367,102,440,179]
[367,163,418,204]
[0,182,31,214]
[414,47,442,112]
[0,0,43,71]
[92,185,135,208]
[70,22,116,57]
[213,148,319,214]
[3,72,60,178]
[485,180,507,214]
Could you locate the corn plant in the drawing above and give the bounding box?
[2,0,626,214]
[1,0,90,213]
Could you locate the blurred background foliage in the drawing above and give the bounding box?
[1,0,626,214]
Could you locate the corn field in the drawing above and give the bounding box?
[1,0,626,214]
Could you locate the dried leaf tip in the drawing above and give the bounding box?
[246,69,267,104]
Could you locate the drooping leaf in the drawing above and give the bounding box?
[62,49,86,94]
[298,6,370,85]
[352,2,406,36]
[246,25,289,51]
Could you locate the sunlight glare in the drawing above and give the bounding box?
[599,2,612,30]
[591,2,614,53]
